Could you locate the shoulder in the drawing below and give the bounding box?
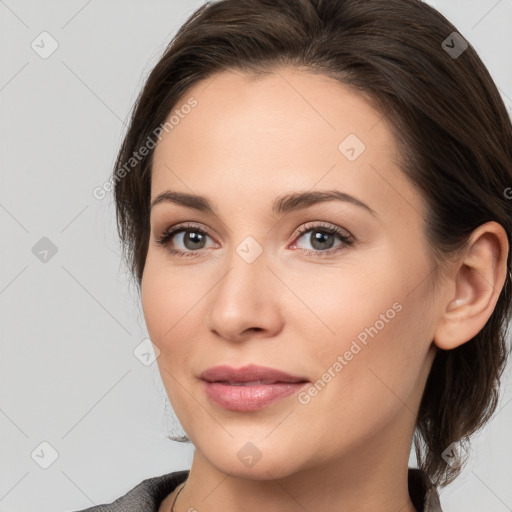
[72,469,189,512]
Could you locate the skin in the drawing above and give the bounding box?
[140,66,509,512]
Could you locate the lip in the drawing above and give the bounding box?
[199,364,309,412]
[199,364,308,384]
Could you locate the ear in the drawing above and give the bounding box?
[433,221,509,350]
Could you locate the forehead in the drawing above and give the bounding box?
[150,66,424,222]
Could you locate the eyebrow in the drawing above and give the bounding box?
[150,189,377,217]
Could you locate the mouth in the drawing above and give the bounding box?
[199,365,309,412]
[201,380,309,411]
[214,379,307,386]
[199,363,309,385]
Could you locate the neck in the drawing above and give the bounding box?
[173,410,419,512]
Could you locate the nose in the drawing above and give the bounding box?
[206,247,284,343]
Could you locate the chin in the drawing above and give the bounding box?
[196,438,305,481]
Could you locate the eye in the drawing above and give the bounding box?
[291,222,354,257]
[155,222,216,257]
[155,221,354,258]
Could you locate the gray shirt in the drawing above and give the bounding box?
[73,467,443,511]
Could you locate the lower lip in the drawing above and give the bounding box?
[201,380,309,411]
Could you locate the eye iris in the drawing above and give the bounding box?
[311,231,335,250]
[184,230,206,250]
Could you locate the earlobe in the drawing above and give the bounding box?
[433,221,509,351]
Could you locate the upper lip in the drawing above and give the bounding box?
[199,364,309,384]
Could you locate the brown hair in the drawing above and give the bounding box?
[113,0,512,488]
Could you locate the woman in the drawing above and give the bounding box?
[76,0,512,510]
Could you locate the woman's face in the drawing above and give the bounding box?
[142,67,442,478]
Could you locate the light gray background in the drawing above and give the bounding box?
[1,1,511,511]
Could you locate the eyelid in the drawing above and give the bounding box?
[292,221,353,241]
[289,221,354,255]
[155,221,217,246]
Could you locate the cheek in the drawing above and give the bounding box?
[289,263,397,355]
[141,256,205,345]
[297,264,430,416]
[313,295,432,433]
[141,259,201,410]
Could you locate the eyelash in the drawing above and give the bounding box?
[155,221,354,258]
